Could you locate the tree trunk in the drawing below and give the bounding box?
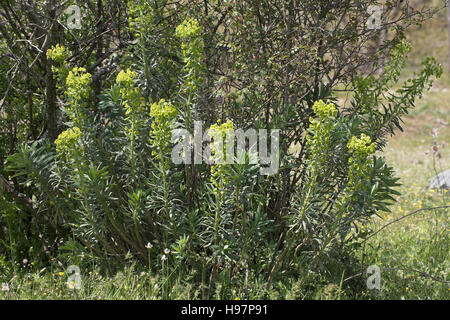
[45,0,60,142]
[378,24,387,75]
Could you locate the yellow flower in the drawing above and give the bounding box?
[66,67,92,92]
[67,280,77,290]
[55,127,82,157]
[46,44,70,64]
[150,99,177,120]
[312,100,338,119]
[116,68,138,86]
[175,19,202,39]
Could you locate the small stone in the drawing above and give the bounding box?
[427,170,450,190]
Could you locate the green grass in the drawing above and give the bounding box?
[360,103,449,299]
[360,4,449,299]
[0,261,183,300]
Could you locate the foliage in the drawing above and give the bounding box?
[0,0,445,299]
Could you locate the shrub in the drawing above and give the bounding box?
[2,10,442,298]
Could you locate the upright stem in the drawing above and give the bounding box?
[160,149,177,239]
[267,173,315,284]
[130,117,136,180]
[140,20,150,105]
[185,92,192,199]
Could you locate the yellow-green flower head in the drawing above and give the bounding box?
[149,99,177,158]
[66,67,92,94]
[209,119,235,135]
[346,133,375,190]
[175,19,205,93]
[175,19,202,39]
[150,99,177,121]
[128,1,154,37]
[209,120,235,160]
[312,100,338,120]
[347,133,375,157]
[306,100,337,171]
[46,44,70,64]
[116,69,138,87]
[55,127,82,157]
[116,69,142,113]
[63,67,92,123]
[209,120,235,196]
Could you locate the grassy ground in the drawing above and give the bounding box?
[361,5,449,299]
[0,3,449,300]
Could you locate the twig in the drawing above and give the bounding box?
[344,266,449,284]
[362,205,450,244]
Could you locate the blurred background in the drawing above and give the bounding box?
[362,0,449,299]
